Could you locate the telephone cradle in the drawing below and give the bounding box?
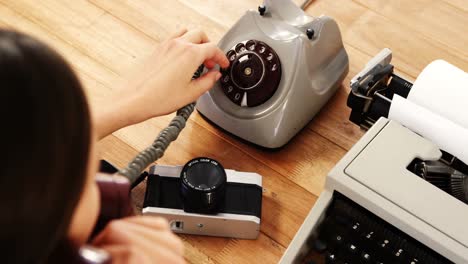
[196,0,349,148]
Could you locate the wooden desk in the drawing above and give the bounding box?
[2,0,466,262]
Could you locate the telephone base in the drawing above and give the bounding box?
[196,0,349,148]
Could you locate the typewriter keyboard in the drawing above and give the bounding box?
[302,193,452,264]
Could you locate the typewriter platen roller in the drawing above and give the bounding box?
[346,48,468,205]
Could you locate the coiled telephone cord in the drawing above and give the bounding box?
[118,65,204,187]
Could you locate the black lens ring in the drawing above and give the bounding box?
[180,157,227,193]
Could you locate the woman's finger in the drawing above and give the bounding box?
[198,42,229,68]
[93,222,181,263]
[124,221,184,256]
[178,29,209,44]
[101,244,150,264]
[123,216,170,231]
[168,28,188,40]
[189,70,221,97]
[102,243,185,264]
[97,225,185,264]
[92,219,184,256]
[204,59,216,69]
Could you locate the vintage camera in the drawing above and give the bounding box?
[143,157,263,239]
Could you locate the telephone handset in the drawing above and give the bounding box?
[196,0,349,148]
[92,161,134,237]
[72,163,133,264]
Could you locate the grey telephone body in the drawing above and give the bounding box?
[196,0,349,148]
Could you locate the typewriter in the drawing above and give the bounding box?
[280,49,468,263]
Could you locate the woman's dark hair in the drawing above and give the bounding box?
[0,30,91,263]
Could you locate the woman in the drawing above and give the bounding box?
[0,28,229,263]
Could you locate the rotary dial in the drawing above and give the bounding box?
[220,40,282,107]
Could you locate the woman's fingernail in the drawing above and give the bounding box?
[215,72,222,81]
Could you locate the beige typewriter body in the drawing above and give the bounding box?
[280,118,468,263]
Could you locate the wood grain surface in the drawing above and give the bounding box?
[2,0,466,263]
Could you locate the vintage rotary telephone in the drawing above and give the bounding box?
[196,0,349,148]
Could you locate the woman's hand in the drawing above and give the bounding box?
[94,29,229,139]
[92,216,185,264]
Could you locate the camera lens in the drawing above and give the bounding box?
[180,157,226,214]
